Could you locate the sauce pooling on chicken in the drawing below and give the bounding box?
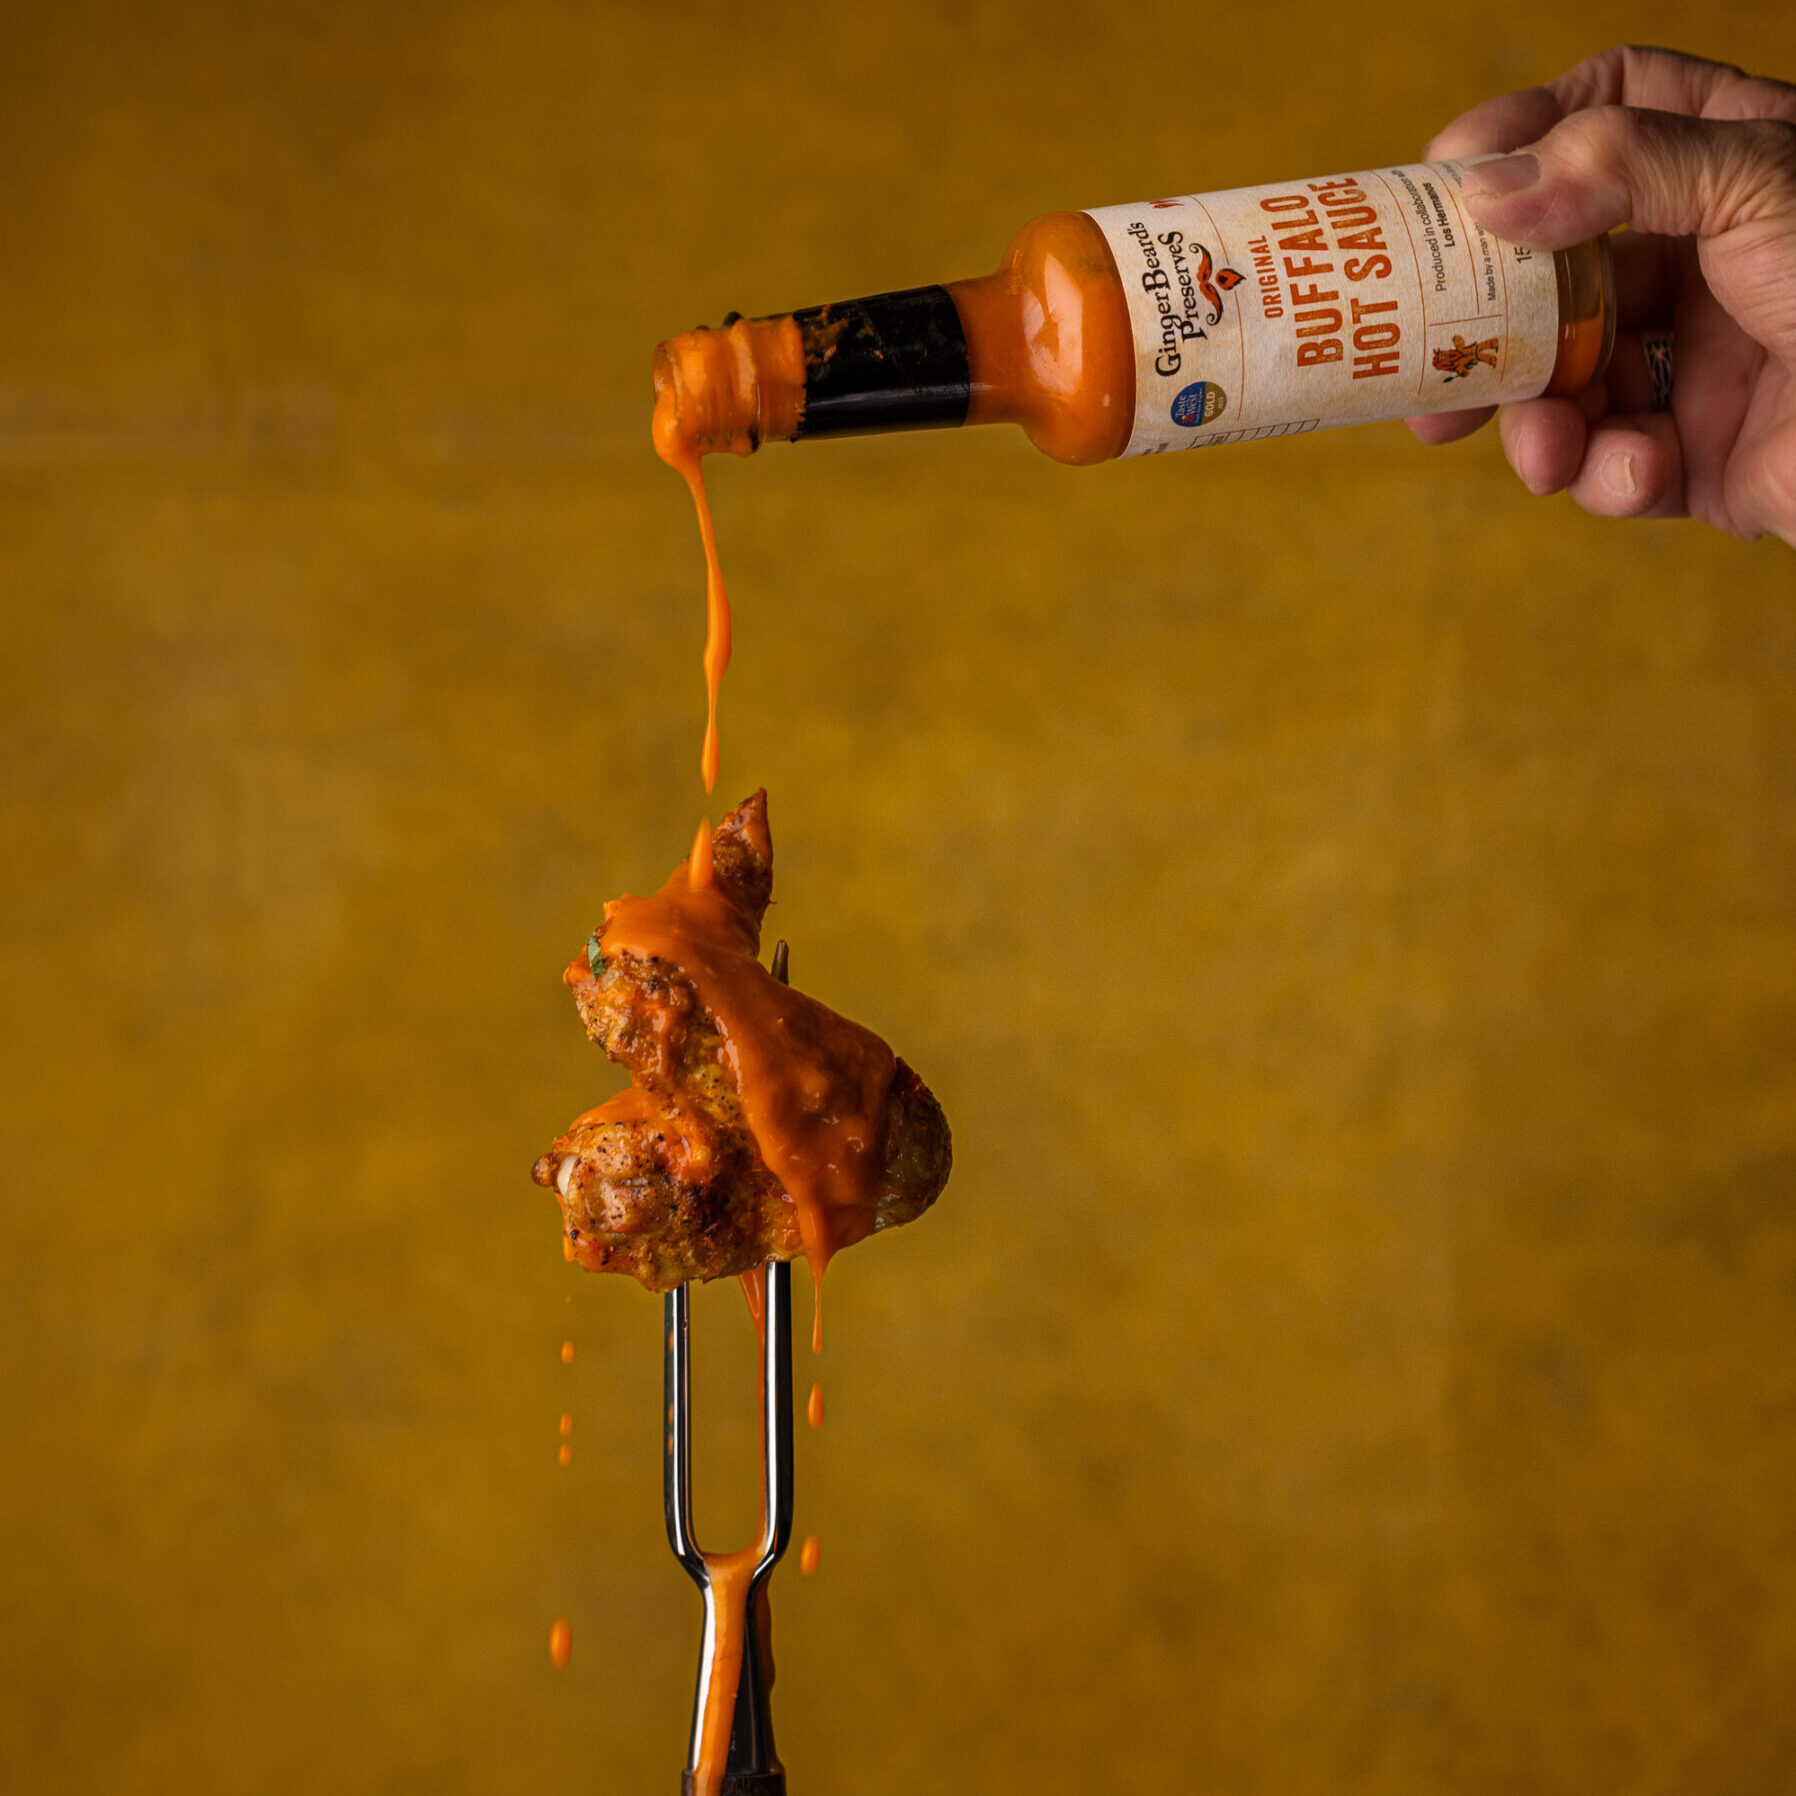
[599,845,898,1294]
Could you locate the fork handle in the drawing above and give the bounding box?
[682,1775,785,1794]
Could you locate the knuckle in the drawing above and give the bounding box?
[1719,119,1796,227]
[1551,103,1636,166]
[1540,105,1641,200]
[1746,117,1796,176]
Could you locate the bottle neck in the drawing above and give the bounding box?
[650,212,1134,472]
[790,286,972,436]
[945,269,1028,427]
[652,315,804,466]
[652,286,973,473]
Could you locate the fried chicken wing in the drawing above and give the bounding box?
[532,793,950,1290]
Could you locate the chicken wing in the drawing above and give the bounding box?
[532,793,950,1290]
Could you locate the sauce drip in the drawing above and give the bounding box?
[652,317,805,796]
[653,389,724,795]
[558,1443,571,1467]
[799,1535,821,1578]
[548,1617,572,1669]
[694,1547,758,1793]
[560,1339,574,1365]
[688,814,715,889]
[738,1267,765,1324]
[689,1262,778,1796]
[662,446,729,795]
[650,332,871,1793]
[600,864,897,1290]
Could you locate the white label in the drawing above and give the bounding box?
[1086,161,1560,456]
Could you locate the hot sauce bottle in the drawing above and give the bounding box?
[653,161,1614,468]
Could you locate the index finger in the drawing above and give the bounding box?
[1426,47,1796,163]
[1427,86,1564,159]
[1549,45,1796,124]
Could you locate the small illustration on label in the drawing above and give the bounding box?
[1193,244,1243,326]
[1171,381,1228,428]
[1433,334,1500,381]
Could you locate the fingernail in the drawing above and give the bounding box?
[1604,451,1638,498]
[1464,154,1540,198]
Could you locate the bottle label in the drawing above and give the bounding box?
[1085,161,1561,456]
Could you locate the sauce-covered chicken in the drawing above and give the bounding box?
[532,792,950,1290]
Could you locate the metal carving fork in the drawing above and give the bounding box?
[665,939,795,1795]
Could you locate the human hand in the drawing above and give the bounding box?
[1407,46,1796,544]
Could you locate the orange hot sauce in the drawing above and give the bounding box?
[687,1262,782,1796]
[686,813,715,889]
[548,1617,572,1669]
[598,863,897,1296]
[651,320,804,796]
[692,1549,760,1791]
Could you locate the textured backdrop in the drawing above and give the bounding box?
[4,1,1796,1791]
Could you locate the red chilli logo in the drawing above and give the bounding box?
[1194,244,1243,326]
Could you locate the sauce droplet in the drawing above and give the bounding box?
[558,1443,572,1468]
[806,1382,824,1430]
[687,814,714,889]
[560,1339,574,1365]
[738,1267,766,1324]
[799,1535,821,1577]
[558,1412,573,1438]
[548,1617,572,1669]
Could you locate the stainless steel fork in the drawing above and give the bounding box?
[664,938,795,1795]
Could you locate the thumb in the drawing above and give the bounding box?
[1459,104,1796,246]
[1459,106,1796,360]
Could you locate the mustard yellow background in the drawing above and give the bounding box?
[5,2,1796,1790]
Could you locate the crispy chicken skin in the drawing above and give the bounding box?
[532,793,950,1290]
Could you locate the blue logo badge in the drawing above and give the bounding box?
[1169,380,1227,428]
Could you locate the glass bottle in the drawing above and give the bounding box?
[653,161,1614,469]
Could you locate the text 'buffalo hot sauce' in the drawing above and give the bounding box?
[652,161,1613,468]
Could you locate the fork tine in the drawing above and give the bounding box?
[755,1258,794,1571]
[664,1283,699,1572]
[756,935,793,1576]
